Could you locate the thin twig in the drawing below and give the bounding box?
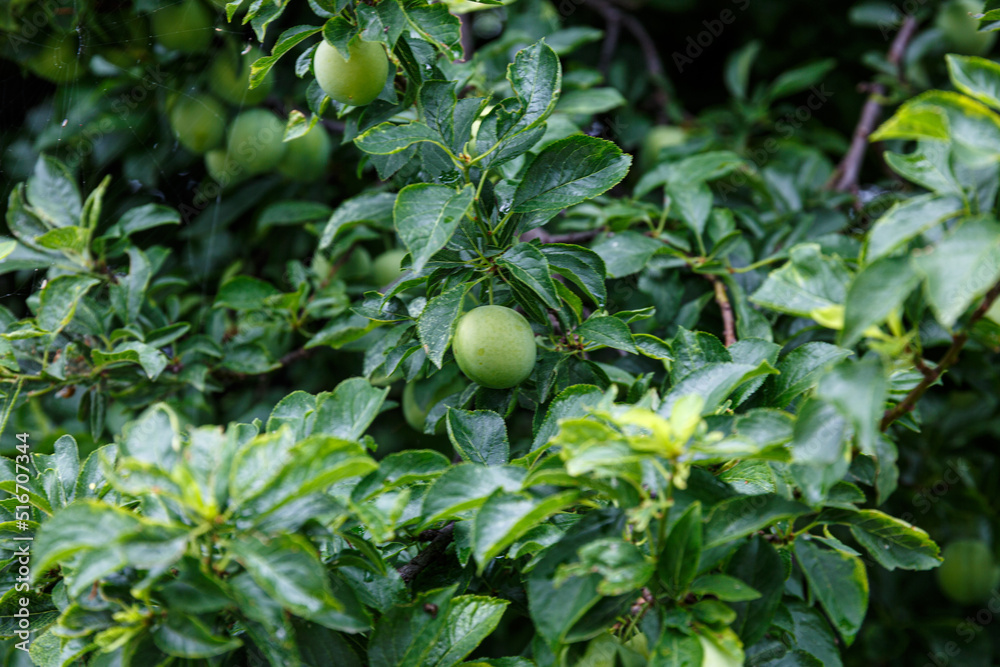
[521,228,605,244]
[582,0,675,124]
[881,280,1000,431]
[828,16,918,194]
[706,275,736,347]
[597,10,621,77]
[277,347,313,367]
[398,522,455,583]
[459,14,475,63]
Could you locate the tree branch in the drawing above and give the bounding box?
[881,280,1000,431]
[828,15,918,194]
[706,275,736,347]
[398,522,455,583]
[582,0,676,124]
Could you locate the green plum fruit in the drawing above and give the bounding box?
[402,368,466,433]
[170,94,226,154]
[313,38,389,107]
[937,539,1000,604]
[277,124,333,182]
[151,0,214,54]
[339,247,373,283]
[372,249,408,287]
[225,109,287,175]
[452,305,537,389]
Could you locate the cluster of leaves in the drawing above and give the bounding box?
[4,0,1000,665]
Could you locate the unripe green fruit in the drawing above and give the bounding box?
[452,306,537,389]
[937,0,997,56]
[277,124,332,182]
[339,247,373,282]
[372,249,408,287]
[151,0,214,54]
[314,39,389,107]
[28,34,83,83]
[170,95,226,154]
[641,125,687,171]
[209,46,273,106]
[226,109,287,175]
[402,370,465,433]
[205,149,248,187]
[937,539,1000,604]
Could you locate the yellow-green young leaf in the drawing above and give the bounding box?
[863,193,965,262]
[816,508,941,571]
[471,489,581,571]
[34,226,87,252]
[946,54,1000,111]
[37,275,100,334]
[871,104,950,142]
[0,239,14,261]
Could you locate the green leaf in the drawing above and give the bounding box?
[916,217,1000,328]
[531,384,605,451]
[703,494,810,548]
[215,276,281,310]
[946,54,1000,111]
[767,59,836,100]
[541,243,607,308]
[356,122,448,155]
[91,341,169,381]
[35,226,87,252]
[230,533,342,618]
[726,536,786,646]
[794,538,868,646]
[635,150,745,198]
[556,538,654,596]
[153,611,242,658]
[367,587,457,667]
[446,409,510,466]
[650,627,704,667]
[789,398,850,504]
[395,183,474,273]
[863,194,964,262]
[840,256,921,347]
[472,489,581,570]
[27,155,81,228]
[313,377,389,441]
[320,192,396,249]
[871,104,950,142]
[250,25,323,87]
[425,595,509,666]
[107,203,181,238]
[777,601,842,667]
[659,361,778,417]
[816,508,941,571]
[658,502,702,594]
[590,231,663,278]
[575,315,637,353]
[420,464,526,527]
[37,275,100,334]
[497,243,560,309]
[689,574,761,601]
[397,0,461,58]
[883,142,960,195]
[766,342,853,408]
[815,358,887,456]
[556,87,626,114]
[512,136,632,212]
[418,282,470,368]
[750,244,851,319]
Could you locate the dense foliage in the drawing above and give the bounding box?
[2,0,1000,665]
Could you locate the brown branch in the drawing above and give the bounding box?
[582,0,675,124]
[828,15,918,194]
[521,228,605,244]
[278,347,313,367]
[881,280,1000,431]
[458,13,475,63]
[706,275,736,347]
[398,522,455,583]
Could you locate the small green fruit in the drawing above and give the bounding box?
[205,148,248,187]
[209,46,274,106]
[402,370,465,433]
[372,249,408,287]
[170,95,226,154]
[937,539,1000,604]
[151,0,214,54]
[641,125,687,171]
[339,247,373,282]
[277,124,333,182]
[226,109,287,175]
[28,33,83,83]
[452,305,537,389]
[314,39,389,107]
